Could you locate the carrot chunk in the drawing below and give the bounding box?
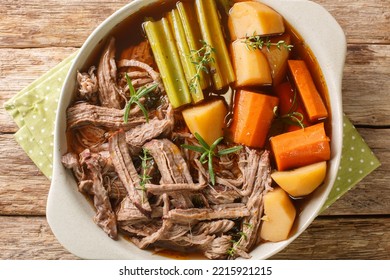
[287,60,328,122]
[230,90,279,148]
[270,122,330,171]
[274,82,311,131]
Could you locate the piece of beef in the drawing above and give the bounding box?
[104,176,127,206]
[165,205,250,224]
[143,139,194,209]
[117,59,163,92]
[97,37,123,109]
[61,152,85,181]
[109,131,152,216]
[84,155,118,239]
[192,220,235,236]
[145,182,207,195]
[66,102,145,130]
[240,150,272,252]
[77,66,98,103]
[116,196,163,224]
[235,147,262,196]
[204,235,233,260]
[143,139,193,184]
[120,220,163,238]
[71,125,107,154]
[125,104,174,154]
[203,184,241,205]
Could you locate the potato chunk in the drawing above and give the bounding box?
[262,34,291,86]
[231,40,272,87]
[271,161,327,197]
[182,99,227,146]
[260,187,296,242]
[228,1,285,41]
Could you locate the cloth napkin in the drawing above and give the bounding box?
[3,52,381,210]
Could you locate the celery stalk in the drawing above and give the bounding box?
[144,18,191,108]
[168,9,204,103]
[195,0,236,90]
[176,1,211,90]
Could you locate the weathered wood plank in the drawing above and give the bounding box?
[0,128,388,216]
[0,0,388,48]
[0,216,388,259]
[342,44,390,126]
[316,0,390,44]
[0,0,128,48]
[0,216,77,260]
[272,216,390,259]
[0,134,49,216]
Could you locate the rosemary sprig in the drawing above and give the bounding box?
[243,34,293,52]
[227,223,253,258]
[189,41,215,93]
[181,133,242,185]
[138,148,152,202]
[123,73,158,123]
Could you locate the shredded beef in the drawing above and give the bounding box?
[66,102,145,130]
[62,37,277,260]
[97,37,123,109]
[109,131,152,216]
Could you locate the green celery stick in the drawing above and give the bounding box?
[144,18,191,108]
[168,9,204,103]
[176,1,211,90]
[195,0,236,90]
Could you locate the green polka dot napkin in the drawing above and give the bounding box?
[4,52,78,179]
[3,52,381,209]
[321,116,380,210]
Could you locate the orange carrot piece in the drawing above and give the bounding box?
[270,122,330,171]
[274,82,311,131]
[230,90,279,148]
[287,60,328,122]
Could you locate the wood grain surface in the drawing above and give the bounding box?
[0,0,389,260]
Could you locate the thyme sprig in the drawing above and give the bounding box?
[138,148,152,202]
[123,73,158,123]
[181,133,242,185]
[244,34,293,52]
[227,223,253,258]
[189,41,215,93]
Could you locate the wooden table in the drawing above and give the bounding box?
[0,0,389,260]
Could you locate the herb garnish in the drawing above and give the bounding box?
[189,41,215,93]
[273,88,306,129]
[227,223,253,258]
[138,148,152,202]
[244,33,293,52]
[181,133,242,185]
[123,73,158,123]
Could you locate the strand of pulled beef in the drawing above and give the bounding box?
[84,154,118,239]
[97,37,123,109]
[109,130,152,216]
